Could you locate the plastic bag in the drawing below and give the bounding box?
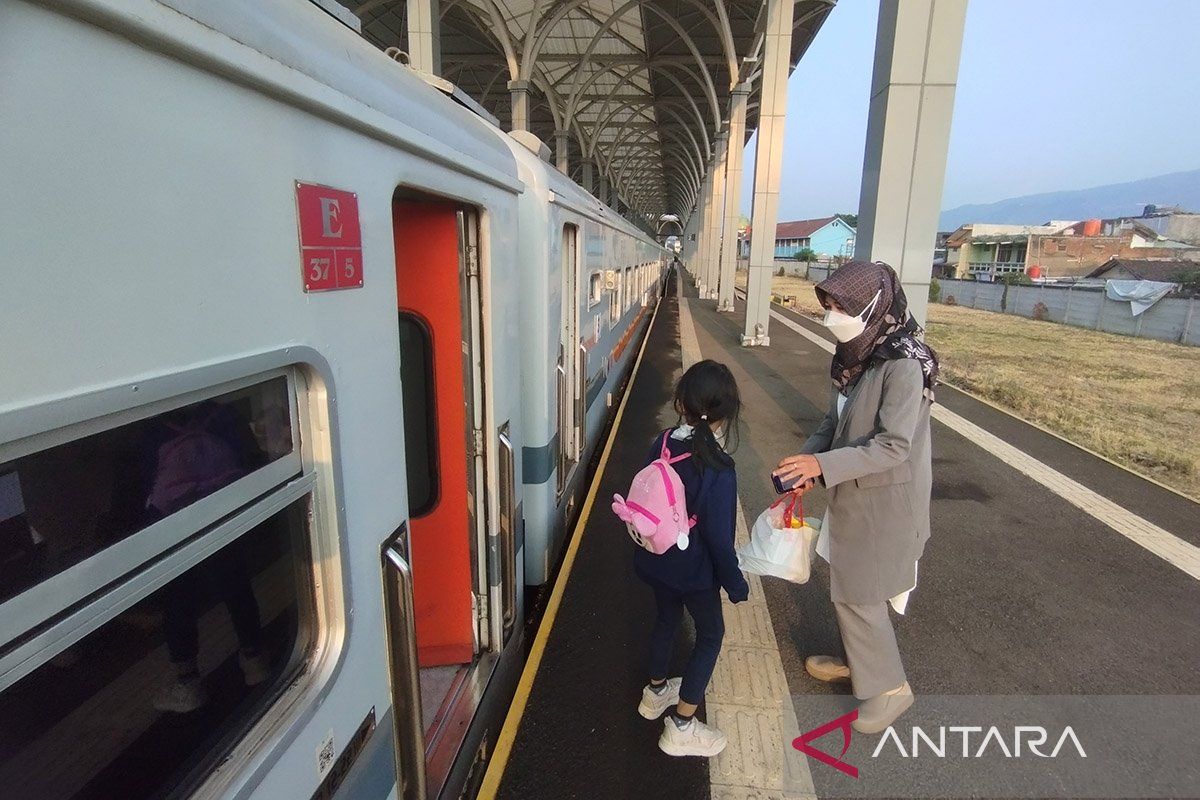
[736,495,820,584]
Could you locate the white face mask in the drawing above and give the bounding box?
[822,289,881,343]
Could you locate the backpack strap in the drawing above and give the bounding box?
[660,427,693,465]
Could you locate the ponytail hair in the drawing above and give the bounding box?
[672,360,741,471]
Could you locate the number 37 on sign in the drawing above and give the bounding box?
[295,182,364,292]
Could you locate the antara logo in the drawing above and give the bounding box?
[792,709,859,777]
[792,712,1087,778]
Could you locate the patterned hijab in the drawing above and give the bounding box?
[815,260,939,400]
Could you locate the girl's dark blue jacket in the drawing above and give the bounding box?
[632,428,749,602]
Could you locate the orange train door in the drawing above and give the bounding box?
[393,200,482,667]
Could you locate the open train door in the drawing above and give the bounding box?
[386,198,494,799]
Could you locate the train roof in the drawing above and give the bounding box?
[503,137,661,246]
[155,0,519,191]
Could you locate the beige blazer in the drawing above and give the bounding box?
[801,359,932,604]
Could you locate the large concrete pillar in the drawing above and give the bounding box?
[554,129,570,174]
[694,168,714,288]
[406,0,441,74]
[508,79,531,132]
[703,132,729,300]
[581,159,595,194]
[855,0,967,325]
[718,84,750,312]
[682,201,703,266]
[742,0,794,346]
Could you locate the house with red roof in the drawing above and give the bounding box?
[771,215,857,259]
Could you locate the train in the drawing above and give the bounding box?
[0,2,667,799]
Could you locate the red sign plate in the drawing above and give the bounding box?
[296,183,364,291]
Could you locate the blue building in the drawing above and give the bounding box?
[773,215,856,259]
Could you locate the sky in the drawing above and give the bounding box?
[743,0,1200,221]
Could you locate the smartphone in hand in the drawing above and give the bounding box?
[772,472,801,494]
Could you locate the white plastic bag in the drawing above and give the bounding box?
[737,496,820,584]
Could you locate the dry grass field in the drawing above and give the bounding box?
[734,269,1200,499]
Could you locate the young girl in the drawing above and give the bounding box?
[634,359,749,757]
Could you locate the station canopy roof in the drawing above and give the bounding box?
[342,0,835,222]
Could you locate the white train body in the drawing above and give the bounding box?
[0,2,663,800]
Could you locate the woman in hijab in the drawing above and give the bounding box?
[773,260,938,734]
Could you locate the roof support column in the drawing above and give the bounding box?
[718,84,751,312]
[742,0,793,346]
[581,159,595,194]
[702,132,729,300]
[554,130,570,174]
[682,195,703,266]
[508,80,531,132]
[598,174,610,204]
[854,0,966,326]
[694,165,715,294]
[405,0,441,75]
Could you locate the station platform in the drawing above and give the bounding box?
[480,268,1200,800]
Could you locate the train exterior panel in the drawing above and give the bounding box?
[0,1,663,799]
[505,141,666,586]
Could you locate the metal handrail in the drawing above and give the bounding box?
[382,525,427,800]
[555,347,568,495]
[577,340,587,448]
[497,423,517,636]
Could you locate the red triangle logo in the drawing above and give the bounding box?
[792,709,859,778]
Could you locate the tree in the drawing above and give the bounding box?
[1174,269,1200,294]
[795,247,818,264]
[836,213,858,228]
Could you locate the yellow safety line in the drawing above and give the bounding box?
[476,281,667,799]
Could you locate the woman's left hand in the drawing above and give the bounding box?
[774,454,823,486]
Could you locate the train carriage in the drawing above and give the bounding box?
[0,1,664,799]
[504,139,667,587]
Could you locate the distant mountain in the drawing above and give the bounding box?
[939,168,1200,231]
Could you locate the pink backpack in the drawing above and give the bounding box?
[147,411,246,516]
[612,430,697,554]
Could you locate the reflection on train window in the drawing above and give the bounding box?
[0,499,315,800]
[398,312,438,516]
[0,377,294,605]
[624,267,633,311]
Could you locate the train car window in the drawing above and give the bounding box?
[624,268,633,311]
[0,377,294,606]
[397,312,438,517]
[0,498,316,800]
[588,272,602,308]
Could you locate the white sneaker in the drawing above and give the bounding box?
[658,715,727,757]
[638,677,682,719]
[153,677,207,713]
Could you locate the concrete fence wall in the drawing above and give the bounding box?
[935,278,1200,346]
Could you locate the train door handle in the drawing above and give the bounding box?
[382,524,427,800]
[497,423,517,636]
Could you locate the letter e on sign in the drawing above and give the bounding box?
[296,182,364,292]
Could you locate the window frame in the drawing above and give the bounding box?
[588,271,603,308]
[0,368,304,648]
[0,347,347,799]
